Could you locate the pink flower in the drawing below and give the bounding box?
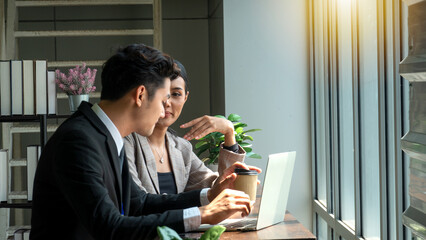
[55,62,97,95]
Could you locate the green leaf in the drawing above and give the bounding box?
[208,153,219,164]
[157,226,182,240]
[242,129,262,134]
[233,122,247,129]
[235,127,244,134]
[243,135,254,141]
[196,144,210,157]
[199,225,226,240]
[246,152,254,157]
[214,115,226,119]
[195,141,208,149]
[243,147,253,152]
[227,113,242,122]
[249,153,262,159]
[210,147,220,154]
[197,135,208,141]
[239,142,252,147]
[212,132,224,138]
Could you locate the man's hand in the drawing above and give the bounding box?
[207,162,261,202]
[199,189,252,225]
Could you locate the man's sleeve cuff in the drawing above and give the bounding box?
[200,188,210,206]
[183,207,201,232]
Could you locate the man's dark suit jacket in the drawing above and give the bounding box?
[30,102,201,240]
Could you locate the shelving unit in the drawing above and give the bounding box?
[0,114,68,240]
[6,0,162,63]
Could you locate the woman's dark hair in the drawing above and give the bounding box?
[101,44,175,101]
[172,60,189,93]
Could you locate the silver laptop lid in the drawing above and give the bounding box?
[256,151,296,230]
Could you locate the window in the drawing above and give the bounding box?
[310,0,412,239]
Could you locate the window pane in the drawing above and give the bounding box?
[403,79,412,240]
[384,0,398,238]
[337,0,355,229]
[359,0,380,238]
[317,215,328,240]
[314,0,327,206]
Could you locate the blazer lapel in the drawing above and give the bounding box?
[166,133,187,193]
[140,137,161,194]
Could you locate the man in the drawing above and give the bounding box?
[30,44,258,239]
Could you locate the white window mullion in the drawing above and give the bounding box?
[376,0,388,239]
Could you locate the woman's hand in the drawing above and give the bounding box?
[180,115,236,146]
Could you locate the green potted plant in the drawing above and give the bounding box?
[157,225,225,240]
[194,113,262,165]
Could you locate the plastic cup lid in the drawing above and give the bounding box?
[234,168,258,175]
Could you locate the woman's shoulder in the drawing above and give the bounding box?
[124,132,146,145]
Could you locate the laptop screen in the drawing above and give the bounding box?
[256,151,296,230]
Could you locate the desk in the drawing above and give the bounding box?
[184,211,316,240]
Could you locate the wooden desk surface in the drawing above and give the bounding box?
[184,211,316,240]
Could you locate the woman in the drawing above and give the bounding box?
[124,61,245,194]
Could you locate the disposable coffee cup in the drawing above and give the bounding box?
[233,168,258,201]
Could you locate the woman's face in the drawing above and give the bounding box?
[156,76,188,128]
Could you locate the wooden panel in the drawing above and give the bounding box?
[16,0,153,7]
[15,29,153,37]
[48,60,105,68]
[0,0,5,59]
[153,0,162,50]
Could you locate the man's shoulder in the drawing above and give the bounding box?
[59,113,93,132]
[54,112,104,143]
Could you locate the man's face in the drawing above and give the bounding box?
[136,78,171,136]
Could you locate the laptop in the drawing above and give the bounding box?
[197,151,296,231]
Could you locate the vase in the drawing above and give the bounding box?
[68,94,89,113]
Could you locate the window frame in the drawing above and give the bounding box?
[310,0,409,239]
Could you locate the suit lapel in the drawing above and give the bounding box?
[78,102,123,207]
[166,133,187,193]
[140,137,161,194]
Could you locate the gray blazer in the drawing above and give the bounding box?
[124,131,246,194]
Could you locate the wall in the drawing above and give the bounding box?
[222,0,312,230]
[208,0,225,115]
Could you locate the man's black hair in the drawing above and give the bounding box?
[101,44,175,101]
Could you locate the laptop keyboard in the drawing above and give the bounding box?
[223,218,257,230]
